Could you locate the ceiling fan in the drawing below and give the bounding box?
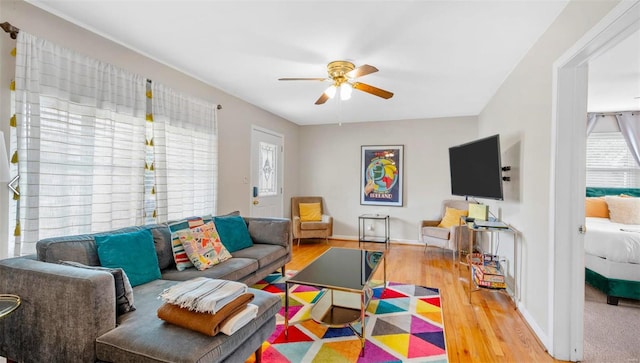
[278,60,394,105]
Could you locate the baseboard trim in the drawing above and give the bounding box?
[517,303,551,354]
[329,235,422,246]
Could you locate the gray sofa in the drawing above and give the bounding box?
[0,216,291,363]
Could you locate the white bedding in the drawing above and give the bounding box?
[585,217,640,264]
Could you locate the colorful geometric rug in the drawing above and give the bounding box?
[247,272,447,363]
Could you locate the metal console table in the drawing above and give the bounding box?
[358,214,390,249]
[456,217,519,306]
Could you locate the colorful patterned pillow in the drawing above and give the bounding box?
[168,217,208,271]
[176,221,232,271]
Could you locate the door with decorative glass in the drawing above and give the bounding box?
[250,127,284,218]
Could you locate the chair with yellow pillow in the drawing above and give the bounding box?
[291,196,334,246]
[419,199,476,258]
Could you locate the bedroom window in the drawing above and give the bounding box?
[586,132,640,188]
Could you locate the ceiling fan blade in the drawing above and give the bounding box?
[352,82,394,99]
[315,92,330,105]
[347,64,378,79]
[278,77,327,81]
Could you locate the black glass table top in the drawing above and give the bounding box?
[287,247,385,292]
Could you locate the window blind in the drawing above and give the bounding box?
[14,32,147,254]
[151,83,218,223]
[586,132,640,188]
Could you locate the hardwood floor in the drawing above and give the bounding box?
[284,239,562,363]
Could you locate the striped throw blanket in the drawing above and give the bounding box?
[159,277,248,314]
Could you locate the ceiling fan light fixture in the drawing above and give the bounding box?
[324,85,337,99]
[340,83,352,100]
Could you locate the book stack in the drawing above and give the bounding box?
[472,263,506,289]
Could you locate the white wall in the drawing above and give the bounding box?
[298,116,478,242]
[478,0,619,352]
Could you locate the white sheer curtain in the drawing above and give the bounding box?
[615,111,640,167]
[14,32,147,255]
[586,112,598,135]
[151,83,218,223]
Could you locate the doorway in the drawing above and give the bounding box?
[551,1,640,361]
[250,126,284,218]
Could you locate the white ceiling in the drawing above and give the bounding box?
[27,0,632,126]
[588,28,640,113]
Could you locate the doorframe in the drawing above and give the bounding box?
[550,1,640,360]
[249,125,285,217]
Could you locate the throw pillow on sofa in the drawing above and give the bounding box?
[96,228,161,287]
[176,221,232,271]
[214,215,254,253]
[168,216,213,271]
[59,260,135,316]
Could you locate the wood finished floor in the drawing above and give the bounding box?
[280,239,562,363]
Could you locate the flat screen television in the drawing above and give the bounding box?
[449,134,504,200]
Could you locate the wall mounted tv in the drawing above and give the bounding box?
[449,134,504,200]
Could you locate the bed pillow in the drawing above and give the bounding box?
[605,196,640,225]
[438,207,468,228]
[585,197,609,218]
[175,221,232,271]
[96,229,161,287]
[60,260,135,316]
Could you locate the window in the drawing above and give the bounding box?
[12,32,218,255]
[258,141,277,196]
[586,132,640,187]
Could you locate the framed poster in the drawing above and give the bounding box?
[360,145,404,206]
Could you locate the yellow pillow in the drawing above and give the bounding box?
[299,203,322,222]
[585,197,609,218]
[438,207,468,228]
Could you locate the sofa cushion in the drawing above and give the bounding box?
[161,257,259,283]
[60,260,135,316]
[300,221,331,230]
[96,229,161,287]
[176,222,232,271]
[214,215,254,252]
[96,279,280,363]
[246,218,290,247]
[422,226,450,240]
[230,244,287,269]
[37,225,142,265]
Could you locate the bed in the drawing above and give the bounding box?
[584,187,640,305]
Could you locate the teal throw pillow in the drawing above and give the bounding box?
[213,215,253,253]
[96,229,161,287]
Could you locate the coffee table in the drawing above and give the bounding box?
[284,247,386,350]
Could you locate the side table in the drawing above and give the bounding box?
[456,219,519,306]
[0,294,21,319]
[358,214,390,249]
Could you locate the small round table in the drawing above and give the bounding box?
[0,294,21,319]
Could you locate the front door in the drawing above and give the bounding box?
[250,126,284,218]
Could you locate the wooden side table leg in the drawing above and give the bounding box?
[254,345,263,363]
